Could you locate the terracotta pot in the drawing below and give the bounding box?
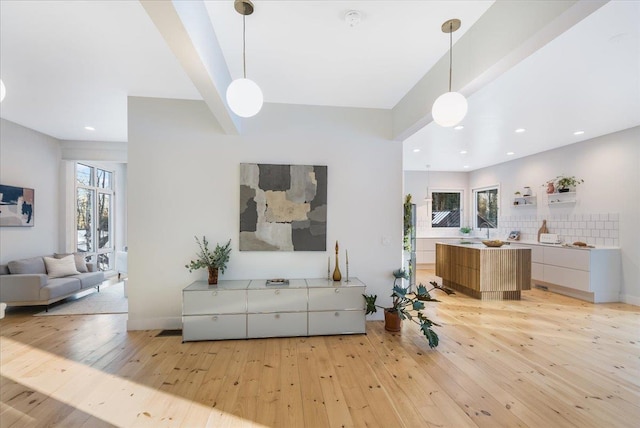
[384,309,402,332]
[208,267,219,285]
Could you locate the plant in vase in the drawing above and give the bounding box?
[362,269,454,348]
[185,236,231,285]
[460,226,472,236]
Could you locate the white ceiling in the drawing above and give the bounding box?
[0,1,638,171]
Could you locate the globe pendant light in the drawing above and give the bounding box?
[432,19,468,127]
[226,0,263,118]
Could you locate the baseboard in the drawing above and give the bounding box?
[127,316,182,331]
[619,294,640,306]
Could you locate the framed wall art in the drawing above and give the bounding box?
[0,184,35,227]
[240,163,327,251]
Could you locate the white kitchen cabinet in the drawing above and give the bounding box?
[512,244,620,302]
[182,278,366,342]
[417,238,461,265]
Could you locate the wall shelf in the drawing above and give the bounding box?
[513,195,536,207]
[547,191,577,205]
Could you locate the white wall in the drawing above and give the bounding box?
[0,119,61,262]
[468,127,640,304]
[127,97,403,330]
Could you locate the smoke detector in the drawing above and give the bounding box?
[345,10,362,27]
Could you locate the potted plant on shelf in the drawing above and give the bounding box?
[362,269,454,348]
[185,236,231,285]
[545,175,584,193]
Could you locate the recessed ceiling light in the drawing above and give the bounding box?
[413,148,421,153]
[463,165,469,169]
[507,151,515,156]
[454,125,464,130]
[84,126,95,131]
[460,150,467,154]
[573,130,585,135]
[515,128,526,133]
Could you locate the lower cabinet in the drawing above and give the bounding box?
[182,278,366,342]
[182,314,247,341]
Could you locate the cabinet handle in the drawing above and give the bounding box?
[212,316,218,321]
[334,312,339,317]
[334,289,340,293]
[275,314,280,319]
[275,289,280,295]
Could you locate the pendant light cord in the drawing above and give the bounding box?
[448,21,453,92]
[243,14,247,79]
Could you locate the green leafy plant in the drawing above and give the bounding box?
[362,269,454,348]
[403,194,413,251]
[460,226,472,234]
[185,236,231,273]
[545,175,584,190]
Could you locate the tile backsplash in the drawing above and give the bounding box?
[499,213,619,247]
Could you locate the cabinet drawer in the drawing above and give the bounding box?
[544,265,590,292]
[532,262,544,281]
[247,288,307,312]
[543,247,590,271]
[308,310,365,335]
[247,312,307,338]
[308,287,364,311]
[183,290,246,315]
[183,314,246,341]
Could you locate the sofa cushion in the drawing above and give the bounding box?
[44,255,80,278]
[40,277,82,301]
[54,253,89,273]
[8,257,46,275]
[71,271,105,289]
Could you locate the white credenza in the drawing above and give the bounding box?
[182,278,366,342]
[511,243,621,303]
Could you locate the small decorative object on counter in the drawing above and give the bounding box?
[332,240,342,282]
[523,186,532,196]
[537,220,549,242]
[345,249,350,282]
[545,181,555,194]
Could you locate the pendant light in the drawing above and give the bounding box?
[431,19,468,127]
[226,0,263,118]
[424,164,432,202]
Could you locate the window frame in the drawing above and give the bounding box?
[75,162,115,271]
[472,185,500,230]
[427,188,465,232]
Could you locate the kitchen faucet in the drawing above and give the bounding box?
[480,222,491,239]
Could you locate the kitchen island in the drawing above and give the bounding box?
[435,242,531,300]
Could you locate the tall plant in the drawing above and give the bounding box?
[403,194,413,252]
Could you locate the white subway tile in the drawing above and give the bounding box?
[609,213,619,221]
[595,221,604,230]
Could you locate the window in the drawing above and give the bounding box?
[76,163,114,271]
[474,186,499,229]
[431,191,462,228]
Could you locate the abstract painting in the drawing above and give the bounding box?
[0,184,34,227]
[240,163,327,251]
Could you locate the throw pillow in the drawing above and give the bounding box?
[54,253,89,273]
[44,255,80,278]
[8,256,47,275]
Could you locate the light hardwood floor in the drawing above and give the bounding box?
[1,270,638,427]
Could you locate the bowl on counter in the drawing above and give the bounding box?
[482,240,506,247]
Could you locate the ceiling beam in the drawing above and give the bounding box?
[140,0,241,135]
[392,0,608,141]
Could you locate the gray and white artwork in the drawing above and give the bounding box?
[240,163,327,251]
[0,184,34,227]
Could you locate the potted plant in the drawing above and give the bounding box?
[185,236,231,285]
[460,226,472,236]
[362,269,453,348]
[555,175,584,192]
[544,175,584,193]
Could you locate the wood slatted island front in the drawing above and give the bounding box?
[436,242,531,300]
